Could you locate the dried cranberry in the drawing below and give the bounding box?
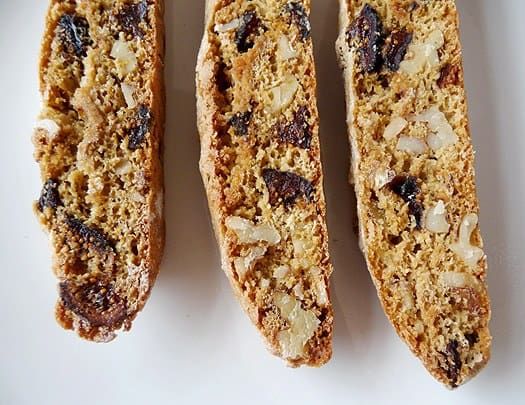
[347,4,384,73]
[229,111,252,137]
[438,63,461,88]
[235,11,261,53]
[262,169,314,208]
[384,29,413,71]
[389,175,424,229]
[115,0,149,37]
[441,340,462,387]
[57,14,92,57]
[286,2,311,41]
[59,281,127,328]
[128,105,152,150]
[465,332,479,346]
[38,179,61,211]
[278,106,312,149]
[66,216,113,252]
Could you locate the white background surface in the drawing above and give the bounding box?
[1,1,524,404]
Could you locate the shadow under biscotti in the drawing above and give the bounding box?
[310,0,383,377]
[456,0,516,392]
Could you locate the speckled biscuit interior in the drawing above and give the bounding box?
[33,0,165,342]
[196,0,334,367]
[336,0,491,387]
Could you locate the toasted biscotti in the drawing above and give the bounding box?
[336,0,491,387]
[196,0,333,366]
[33,0,165,342]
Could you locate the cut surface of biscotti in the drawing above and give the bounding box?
[33,0,165,342]
[336,0,491,387]
[197,0,333,366]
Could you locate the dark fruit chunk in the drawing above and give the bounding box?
[229,111,252,136]
[389,175,420,203]
[115,0,149,37]
[262,169,314,208]
[438,63,461,88]
[38,179,61,211]
[60,281,127,328]
[441,340,462,387]
[128,105,152,150]
[235,11,261,53]
[66,216,113,252]
[384,29,413,71]
[278,106,312,149]
[216,61,231,92]
[286,2,311,41]
[465,332,479,346]
[58,14,92,58]
[347,4,384,73]
[389,175,424,229]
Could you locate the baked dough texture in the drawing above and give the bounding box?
[33,0,165,342]
[196,0,334,366]
[336,0,491,387]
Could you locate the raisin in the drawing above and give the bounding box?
[384,29,413,71]
[59,280,127,328]
[128,105,152,150]
[437,63,461,88]
[286,2,311,41]
[389,175,424,229]
[235,11,261,53]
[441,340,462,387]
[347,4,384,73]
[229,111,252,137]
[57,14,92,58]
[38,179,61,211]
[465,331,479,346]
[115,0,149,37]
[66,216,113,252]
[277,106,312,149]
[262,168,314,208]
[389,175,420,203]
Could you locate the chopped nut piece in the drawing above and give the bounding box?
[225,216,281,245]
[411,106,458,151]
[270,75,299,113]
[111,39,138,77]
[215,18,241,33]
[425,200,450,234]
[121,82,137,108]
[450,214,484,267]
[400,29,444,75]
[35,119,60,139]
[233,246,267,279]
[373,168,396,190]
[273,265,290,280]
[274,292,320,359]
[396,136,428,155]
[383,116,408,140]
[277,35,298,61]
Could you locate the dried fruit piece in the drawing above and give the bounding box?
[128,105,152,150]
[384,29,413,71]
[438,63,461,88]
[262,169,314,208]
[278,106,312,149]
[57,14,92,58]
[465,332,479,346]
[441,340,462,387]
[347,4,384,73]
[66,216,113,252]
[229,111,252,137]
[235,10,261,53]
[388,175,424,229]
[286,2,311,41]
[59,281,127,328]
[38,179,61,211]
[115,0,148,37]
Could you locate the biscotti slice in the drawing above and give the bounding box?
[196,0,333,366]
[33,0,165,342]
[336,0,491,387]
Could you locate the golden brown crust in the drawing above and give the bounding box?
[337,0,491,387]
[197,0,333,366]
[34,0,165,342]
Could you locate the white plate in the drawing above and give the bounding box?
[0,1,523,404]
